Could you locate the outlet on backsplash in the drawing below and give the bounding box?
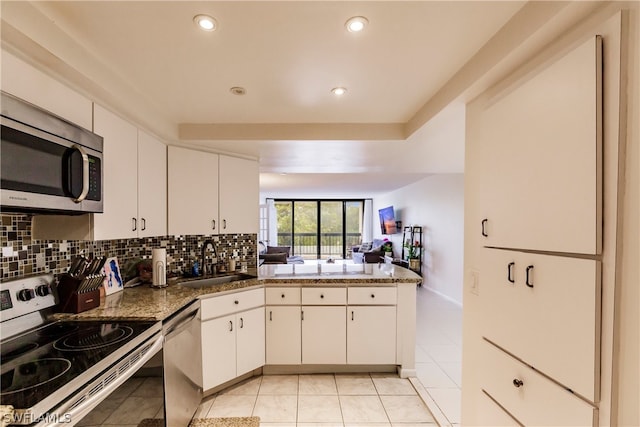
[0,214,258,281]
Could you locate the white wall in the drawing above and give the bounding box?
[373,174,464,305]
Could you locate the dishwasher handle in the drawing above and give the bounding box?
[164,302,200,339]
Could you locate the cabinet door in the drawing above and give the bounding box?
[93,105,138,240]
[347,306,396,364]
[236,307,265,376]
[265,306,301,364]
[201,314,236,391]
[137,131,166,237]
[218,155,259,234]
[481,248,600,402]
[168,146,219,235]
[301,306,346,364]
[473,37,602,255]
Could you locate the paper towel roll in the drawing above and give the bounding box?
[152,248,167,287]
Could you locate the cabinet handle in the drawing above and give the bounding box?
[481,219,488,237]
[223,219,227,229]
[526,265,534,288]
[371,294,375,299]
[507,262,515,284]
[269,311,272,321]
[229,321,233,332]
[240,317,244,328]
[281,294,285,298]
[141,218,146,231]
[132,217,137,231]
[212,219,216,230]
[301,311,304,321]
[351,310,354,321]
[513,378,524,388]
[320,294,324,299]
[234,300,239,305]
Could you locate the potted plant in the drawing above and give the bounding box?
[404,239,421,270]
[382,239,393,258]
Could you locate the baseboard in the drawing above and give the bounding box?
[422,285,463,308]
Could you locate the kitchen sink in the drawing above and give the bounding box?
[176,273,256,289]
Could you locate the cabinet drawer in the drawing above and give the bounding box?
[348,287,396,305]
[201,288,264,320]
[302,287,346,305]
[481,248,600,402]
[266,287,301,305]
[481,340,597,427]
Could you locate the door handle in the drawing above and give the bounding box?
[141,218,146,231]
[481,219,488,237]
[132,217,137,232]
[229,320,233,332]
[525,265,534,288]
[212,219,216,230]
[507,262,515,284]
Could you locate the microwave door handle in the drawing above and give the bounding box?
[72,145,90,203]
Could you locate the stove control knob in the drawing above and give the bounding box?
[36,284,50,297]
[18,288,36,301]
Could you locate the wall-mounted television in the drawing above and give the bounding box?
[378,206,398,235]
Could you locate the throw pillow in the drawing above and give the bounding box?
[267,246,291,257]
[260,252,288,264]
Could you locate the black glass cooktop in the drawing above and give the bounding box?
[0,320,156,410]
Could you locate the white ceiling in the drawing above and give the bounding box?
[1,1,532,196]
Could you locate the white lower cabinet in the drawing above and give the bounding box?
[265,306,301,364]
[200,288,265,391]
[481,340,597,427]
[347,306,396,364]
[301,305,347,364]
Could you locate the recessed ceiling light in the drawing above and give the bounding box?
[331,87,347,96]
[230,87,246,96]
[345,16,368,33]
[194,14,217,32]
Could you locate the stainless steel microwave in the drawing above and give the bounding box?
[1,91,103,214]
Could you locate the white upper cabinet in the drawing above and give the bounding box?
[137,130,167,237]
[219,155,259,234]
[92,104,139,240]
[167,146,219,236]
[472,36,602,255]
[168,147,259,236]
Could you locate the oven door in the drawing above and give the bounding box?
[34,331,163,427]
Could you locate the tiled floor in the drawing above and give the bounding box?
[414,288,463,426]
[77,287,461,427]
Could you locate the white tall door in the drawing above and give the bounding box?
[265,306,302,364]
[201,315,236,390]
[137,131,166,237]
[473,37,602,255]
[301,306,346,364]
[219,155,259,234]
[236,307,265,376]
[168,146,219,235]
[347,306,396,364]
[93,105,138,240]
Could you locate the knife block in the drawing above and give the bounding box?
[56,274,103,314]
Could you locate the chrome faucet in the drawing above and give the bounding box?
[201,240,218,275]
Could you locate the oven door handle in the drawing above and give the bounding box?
[42,333,164,427]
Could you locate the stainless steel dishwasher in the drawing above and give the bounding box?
[163,300,202,426]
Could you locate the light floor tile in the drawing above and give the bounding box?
[75,397,121,426]
[339,395,388,423]
[427,387,461,424]
[193,395,215,418]
[297,395,343,423]
[422,344,462,363]
[108,377,145,401]
[345,424,390,427]
[260,423,297,427]
[372,377,417,396]
[252,395,298,423]
[219,375,262,395]
[207,394,256,418]
[130,376,164,397]
[380,395,435,424]
[299,374,338,395]
[260,375,300,395]
[297,424,344,427]
[438,362,462,387]
[416,362,459,389]
[335,374,377,395]
[102,396,163,425]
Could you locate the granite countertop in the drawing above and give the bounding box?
[52,263,420,322]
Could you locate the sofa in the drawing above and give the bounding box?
[352,239,390,263]
[258,242,305,264]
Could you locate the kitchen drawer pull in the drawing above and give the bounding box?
[481,218,488,237]
[371,294,375,298]
[132,217,137,231]
[507,262,515,283]
[281,294,285,298]
[234,300,239,305]
[513,378,524,388]
[526,265,534,288]
[229,321,233,332]
[320,294,324,299]
[141,217,146,231]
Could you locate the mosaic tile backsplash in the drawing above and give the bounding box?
[0,214,258,281]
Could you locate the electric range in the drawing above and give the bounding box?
[0,274,162,426]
